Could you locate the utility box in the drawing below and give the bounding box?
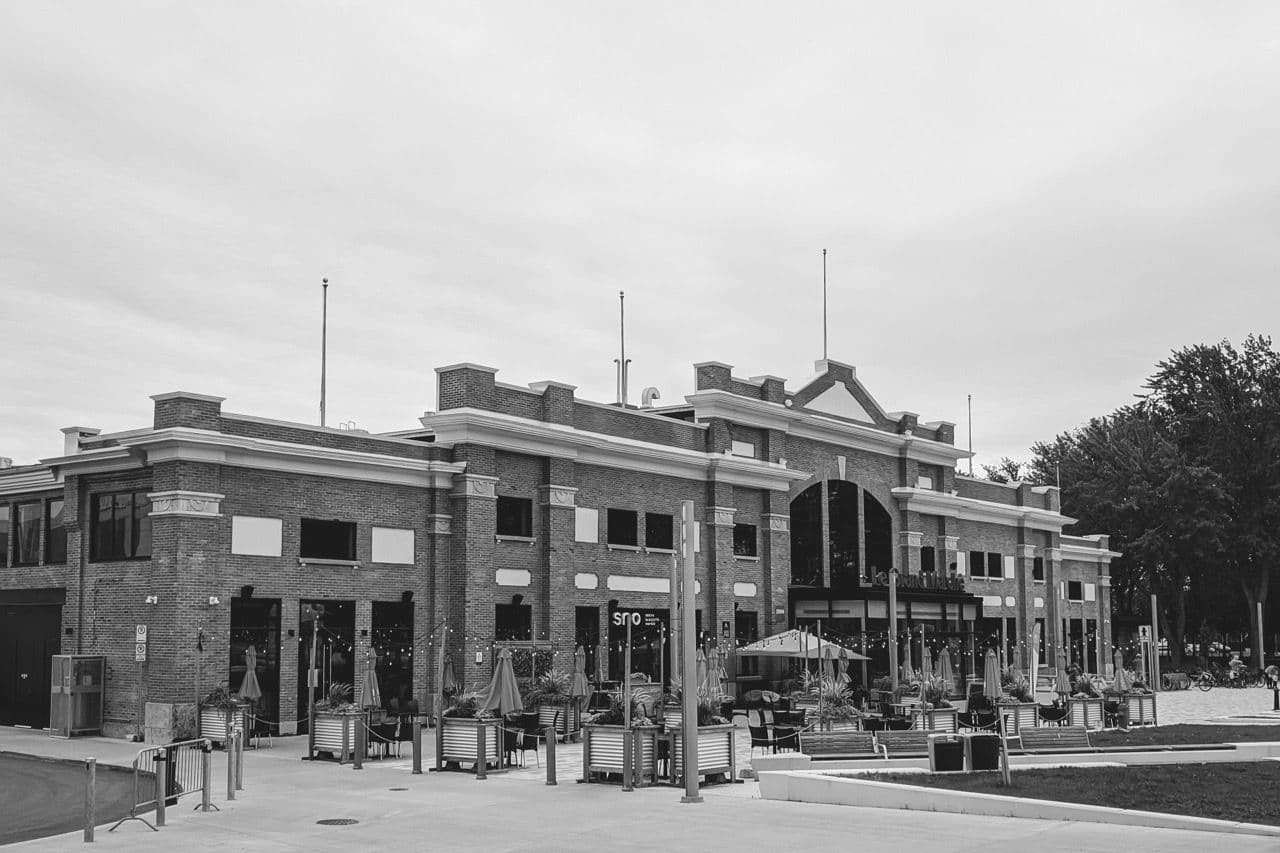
[964,732,1001,771]
[48,655,105,737]
[928,733,965,772]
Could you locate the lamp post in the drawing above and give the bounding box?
[888,570,900,693]
[679,500,701,804]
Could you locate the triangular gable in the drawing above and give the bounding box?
[805,384,878,423]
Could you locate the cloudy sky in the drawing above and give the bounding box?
[3,3,1279,472]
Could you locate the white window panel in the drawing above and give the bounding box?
[730,440,756,458]
[916,475,934,490]
[1003,555,1015,579]
[495,569,531,587]
[1085,583,1097,602]
[574,507,599,543]
[231,516,282,557]
[955,552,967,575]
[574,573,599,590]
[371,526,415,565]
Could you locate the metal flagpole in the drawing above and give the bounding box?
[967,394,973,477]
[822,248,828,360]
[320,278,329,427]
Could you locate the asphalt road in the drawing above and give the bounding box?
[0,753,140,845]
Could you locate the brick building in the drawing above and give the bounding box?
[0,357,1116,737]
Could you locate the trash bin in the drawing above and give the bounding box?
[928,733,965,772]
[964,732,1001,771]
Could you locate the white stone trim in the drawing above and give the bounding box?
[434,362,498,375]
[150,391,226,404]
[148,490,223,517]
[710,506,737,527]
[606,575,701,595]
[428,514,453,535]
[540,484,578,508]
[763,513,790,533]
[456,474,499,499]
[1045,547,1064,562]
[733,582,758,598]
[901,531,923,549]
[1061,542,1121,563]
[892,487,1076,533]
[939,535,959,551]
[0,466,63,496]
[574,573,599,590]
[495,569,532,587]
[1016,544,1037,559]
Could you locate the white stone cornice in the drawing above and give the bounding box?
[709,506,737,527]
[539,484,578,508]
[1045,547,1064,562]
[455,474,498,499]
[0,466,64,496]
[762,513,790,533]
[150,391,226,404]
[686,388,968,467]
[40,446,139,477]
[420,407,807,491]
[1060,542,1121,564]
[148,490,223,518]
[109,427,465,489]
[891,487,1077,532]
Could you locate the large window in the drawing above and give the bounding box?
[495,603,532,641]
[0,504,8,566]
[920,545,936,573]
[606,509,638,547]
[1067,580,1083,602]
[733,523,758,557]
[299,518,356,560]
[496,496,533,538]
[644,512,673,550]
[968,550,985,578]
[986,552,1003,579]
[90,491,152,561]
[45,499,66,564]
[14,502,41,566]
[1032,556,1044,581]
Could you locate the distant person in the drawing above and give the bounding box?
[1228,652,1245,683]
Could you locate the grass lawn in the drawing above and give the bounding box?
[864,762,1280,826]
[1091,724,1280,747]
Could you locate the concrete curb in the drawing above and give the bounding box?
[758,770,1280,838]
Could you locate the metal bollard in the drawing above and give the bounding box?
[154,754,168,828]
[226,735,236,801]
[412,720,422,774]
[84,757,96,843]
[545,728,557,786]
[476,725,488,780]
[354,723,365,770]
[199,740,213,812]
[235,731,244,792]
[621,728,633,792]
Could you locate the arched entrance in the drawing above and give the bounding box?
[789,481,894,586]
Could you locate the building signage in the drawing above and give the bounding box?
[135,624,147,642]
[870,572,967,593]
[135,643,147,662]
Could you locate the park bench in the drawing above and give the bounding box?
[798,730,880,759]
[874,730,933,757]
[1016,725,1095,754]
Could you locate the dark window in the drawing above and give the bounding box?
[968,550,985,578]
[790,484,822,585]
[14,502,41,565]
[736,609,760,676]
[45,499,66,564]
[0,504,8,566]
[606,509,637,547]
[1067,580,1083,601]
[495,603,532,641]
[920,546,936,573]
[496,496,533,537]
[576,606,600,679]
[90,491,152,561]
[987,552,1003,578]
[1032,556,1044,581]
[828,481,859,583]
[733,523,758,557]
[644,512,674,550]
[300,518,356,560]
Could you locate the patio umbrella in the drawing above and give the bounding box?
[360,649,382,709]
[570,646,590,706]
[920,639,934,686]
[937,647,955,695]
[442,655,458,696]
[1054,654,1072,698]
[480,648,523,716]
[822,645,837,685]
[737,629,868,660]
[237,644,263,715]
[695,647,709,698]
[836,646,851,686]
[712,647,728,698]
[1112,649,1132,692]
[982,648,1002,700]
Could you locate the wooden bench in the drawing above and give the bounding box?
[799,730,880,759]
[1016,725,1095,753]
[874,730,933,757]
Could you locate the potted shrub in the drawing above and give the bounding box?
[198,686,248,748]
[915,676,959,732]
[525,671,581,741]
[436,692,501,771]
[310,682,364,762]
[582,692,660,785]
[1124,680,1158,726]
[1067,674,1105,729]
[668,697,736,785]
[870,675,895,716]
[995,669,1038,736]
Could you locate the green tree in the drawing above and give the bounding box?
[980,457,1026,484]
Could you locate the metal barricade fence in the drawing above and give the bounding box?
[110,738,214,832]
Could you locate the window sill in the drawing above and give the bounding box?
[495,535,536,545]
[606,543,641,552]
[1032,578,1046,584]
[733,555,760,562]
[298,557,361,568]
[645,547,676,555]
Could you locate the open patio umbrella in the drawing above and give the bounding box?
[237,644,263,719]
[982,648,1002,700]
[361,648,382,709]
[737,629,868,660]
[836,646,851,686]
[481,648,523,716]
[570,646,590,706]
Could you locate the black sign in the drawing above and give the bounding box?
[871,572,967,593]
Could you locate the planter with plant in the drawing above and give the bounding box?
[667,698,735,784]
[436,692,501,770]
[582,692,661,785]
[1067,674,1106,730]
[198,686,249,747]
[309,682,365,762]
[914,676,959,732]
[524,671,581,741]
[995,669,1038,735]
[1123,681,1157,726]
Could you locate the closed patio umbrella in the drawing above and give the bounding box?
[1054,654,1072,698]
[920,639,934,687]
[570,646,590,705]
[361,649,382,709]
[982,648,1002,700]
[1112,649,1131,692]
[695,647,709,698]
[937,647,955,695]
[481,648,523,716]
[711,646,728,699]
[442,655,458,696]
[237,644,263,719]
[822,645,837,685]
[836,646,851,686]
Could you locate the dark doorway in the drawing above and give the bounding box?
[297,600,355,735]
[229,597,281,734]
[789,484,823,586]
[0,601,62,727]
[371,601,413,711]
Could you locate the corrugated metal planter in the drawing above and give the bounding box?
[1125,693,1157,726]
[582,724,660,785]
[995,702,1038,736]
[1067,697,1105,730]
[912,706,959,733]
[662,705,682,729]
[198,705,248,747]
[669,724,736,784]
[312,710,362,762]
[437,716,501,769]
[537,702,582,741]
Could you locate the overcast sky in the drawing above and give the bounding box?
[3,3,1279,473]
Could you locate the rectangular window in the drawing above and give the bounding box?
[576,606,600,678]
[645,512,674,550]
[1067,580,1083,602]
[733,523,758,557]
[495,496,533,538]
[969,550,985,578]
[920,545,936,573]
[14,502,40,565]
[1032,556,1044,581]
[0,504,8,566]
[495,603,532,641]
[736,609,760,676]
[607,509,638,547]
[45,499,66,564]
[299,518,356,560]
[90,491,152,561]
[987,552,1002,579]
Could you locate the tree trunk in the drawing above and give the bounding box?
[1241,570,1270,670]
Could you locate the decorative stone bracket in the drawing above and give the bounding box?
[539,484,578,509]
[762,513,789,534]
[454,474,499,499]
[900,531,923,549]
[427,514,453,535]
[709,506,737,527]
[147,490,223,518]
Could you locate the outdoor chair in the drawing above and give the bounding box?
[772,724,799,752]
[882,716,913,731]
[862,717,885,732]
[958,710,998,731]
[748,724,777,756]
[1037,705,1069,726]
